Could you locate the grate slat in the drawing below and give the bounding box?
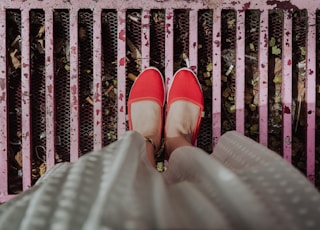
[235,11,245,134]
[141,9,150,70]
[69,8,80,162]
[45,9,56,169]
[117,9,126,136]
[259,10,269,146]
[93,8,103,150]
[165,9,174,90]
[189,9,198,73]
[212,9,222,148]
[306,10,316,183]
[21,9,32,191]
[0,8,8,197]
[282,10,293,163]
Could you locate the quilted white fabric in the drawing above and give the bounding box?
[0,131,319,230]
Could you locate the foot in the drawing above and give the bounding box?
[164,101,202,156]
[127,67,165,166]
[130,100,162,149]
[165,101,201,144]
[164,68,204,157]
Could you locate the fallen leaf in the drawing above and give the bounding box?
[15,150,22,167]
[39,163,46,176]
[10,49,21,69]
[36,25,45,38]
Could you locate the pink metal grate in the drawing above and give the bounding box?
[0,0,319,203]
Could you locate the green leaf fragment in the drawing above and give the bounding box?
[300,47,306,56]
[206,63,213,72]
[273,75,282,84]
[250,124,259,133]
[272,46,281,55]
[269,37,276,47]
[229,105,236,113]
[249,43,255,51]
[157,162,164,172]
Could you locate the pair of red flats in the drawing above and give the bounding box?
[128,67,204,152]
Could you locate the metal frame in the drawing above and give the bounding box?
[0,0,319,202]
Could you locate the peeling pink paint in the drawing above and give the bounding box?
[71,85,77,94]
[238,2,250,12]
[94,93,101,102]
[119,29,125,41]
[119,93,124,101]
[284,106,291,114]
[309,69,314,75]
[72,96,78,107]
[266,0,299,10]
[214,40,220,47]
[119,57,125,66]
[47,85,53,94]
[166,23,171,34]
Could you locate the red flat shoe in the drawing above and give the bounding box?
[166,68,204,145]
[127,67,165,131]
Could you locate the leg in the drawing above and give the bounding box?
[165,101,200,156]
[131,101,162,167]
[128,67,165,167]
[165,68,204,157]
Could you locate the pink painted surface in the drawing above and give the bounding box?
[69,8,80,162]
[0,8,8,197]
[45,10,56,170]
[21,9,32,191]
[165,9,174,91]
[235,11,245,134]
[141,9,150,70]
[306,11,316,183]
[0,0,318,11]
[258,10,269,146]
[93,8,103,150]
[0,195,15,204]
[189,9,198,73]
[117,9,126,137]
[212,9,222,147]
[282,10,292,163]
